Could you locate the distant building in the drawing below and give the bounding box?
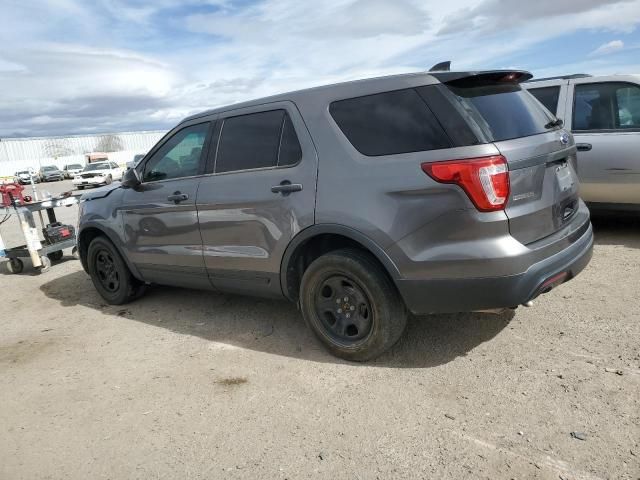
[0,130,166,177]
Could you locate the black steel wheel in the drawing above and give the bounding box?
[87,236,145,304]
[314,274,374,344]
[95,249,120,292]
[300,248,407,361]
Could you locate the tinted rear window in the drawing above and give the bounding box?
[443,82,554,142]
[528,86,561,115]
[330,89,451,156]
[215,110,302,173]
[216,110,284,173]
[278,113,302,167]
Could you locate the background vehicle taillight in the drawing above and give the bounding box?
[421,155,510,212]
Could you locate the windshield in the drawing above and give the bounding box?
[442,82,556,142]
[17,171,29,175]
[68,164,83,169]
[43,166,57,171]
[84,163,110,171]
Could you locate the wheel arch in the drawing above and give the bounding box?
[78,223,143,280]
[280,224,401,302]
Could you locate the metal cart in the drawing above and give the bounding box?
[0,194,81,274]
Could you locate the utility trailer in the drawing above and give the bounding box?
[0,194,81,274]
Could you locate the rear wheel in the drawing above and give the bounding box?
[87,236,145,304]
[300,248,407,361]
[6,258,24,274]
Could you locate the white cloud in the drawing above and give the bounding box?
[1,0,640,137]
[590,39,625,56]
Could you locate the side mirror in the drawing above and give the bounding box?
[121,167,142,188]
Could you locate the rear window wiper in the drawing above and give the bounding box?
[544,118,564,129]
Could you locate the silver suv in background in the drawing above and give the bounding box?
[524,74,640,212]
[77,70,593,360]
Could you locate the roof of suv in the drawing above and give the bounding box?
[182,69,533,124]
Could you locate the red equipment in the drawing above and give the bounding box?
[0,183,25,207]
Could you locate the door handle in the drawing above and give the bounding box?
[576,143,592,152]
[271,181,303,196]
[167,192,189,204]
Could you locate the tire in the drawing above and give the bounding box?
[87,236,144,305]
[299,248,407,361]
[7,258,24,274]
[47,250,64,262]
[105,175,112,185]
[77,186,84,190]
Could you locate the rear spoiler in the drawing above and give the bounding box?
[429,70,533,85]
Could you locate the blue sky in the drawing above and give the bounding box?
[1,0,639,137]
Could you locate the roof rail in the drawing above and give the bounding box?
[526,73,592,83]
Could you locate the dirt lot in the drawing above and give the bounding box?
[1,181,639,479]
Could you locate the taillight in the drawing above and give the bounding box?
[421,155,510,212]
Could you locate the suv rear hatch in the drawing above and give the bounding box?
[425,72,580,244]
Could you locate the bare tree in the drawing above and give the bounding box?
[95,134,123,153]
[43,138,74,159]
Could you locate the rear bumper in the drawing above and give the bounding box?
[396,221,593,314]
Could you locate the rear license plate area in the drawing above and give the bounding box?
[556,162,574,192]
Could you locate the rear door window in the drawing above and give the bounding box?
[441,81,555,142]
[528,86,561,115]
[573,82,640,131]
[215,110,302,173]
[329,89,451,156]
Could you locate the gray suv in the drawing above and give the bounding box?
[78,70,593,360]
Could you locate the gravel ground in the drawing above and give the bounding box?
[1,181,638,479]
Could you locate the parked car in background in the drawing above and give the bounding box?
[14,170,40,184]
[77,69,593,361]
[524,74,640,212]
[39,165,64,182]
[63,163,84,179]
[126,153,146,170]
[85,152,109,164]
[73,161,123,189]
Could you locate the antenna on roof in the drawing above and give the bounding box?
[429,61,451,72]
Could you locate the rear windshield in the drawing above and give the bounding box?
[441,82,555,142]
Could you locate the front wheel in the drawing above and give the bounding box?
[87,236,144,304]
[105,175,112,185]
[300,248,407,361]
